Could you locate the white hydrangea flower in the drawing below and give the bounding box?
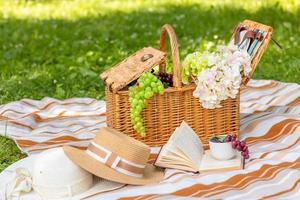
[192,44,251,109]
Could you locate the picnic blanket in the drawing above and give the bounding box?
[0,79,300,199]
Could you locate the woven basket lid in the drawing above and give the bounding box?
[100,47,166,92]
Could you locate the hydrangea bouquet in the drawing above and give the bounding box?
[182,44,251,109]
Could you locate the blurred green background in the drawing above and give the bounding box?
[0,0,300,171]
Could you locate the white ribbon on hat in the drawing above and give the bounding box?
[5,167,92,199]
[86,142,146,178]
[5,168,33,199]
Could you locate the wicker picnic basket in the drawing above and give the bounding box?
[101,20,272,148]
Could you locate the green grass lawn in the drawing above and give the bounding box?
[0,0,300,172]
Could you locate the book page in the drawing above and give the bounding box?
[199,150,242,172]
[169,121,204,167]
[161,146,197,169]
[156,140,198,172]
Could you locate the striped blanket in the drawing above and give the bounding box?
[0,79,299,199]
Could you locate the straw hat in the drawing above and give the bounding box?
[0,147,124,200]
[63,127,164,185]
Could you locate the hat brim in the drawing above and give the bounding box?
[0,155,125,200]
[63,146,164,185]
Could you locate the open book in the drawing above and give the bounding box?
[155,121,243,173]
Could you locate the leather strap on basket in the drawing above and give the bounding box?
[233,24,247,45]
[159,24,182,88]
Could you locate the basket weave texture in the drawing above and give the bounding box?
[104,20,272,148]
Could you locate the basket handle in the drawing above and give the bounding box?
[159,24,182,88]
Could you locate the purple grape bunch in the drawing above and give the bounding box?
[225,134,249,160]
[157,72,173,87]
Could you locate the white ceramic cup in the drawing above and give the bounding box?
[209,140,236,160]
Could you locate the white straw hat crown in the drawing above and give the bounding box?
[32,147,93,199]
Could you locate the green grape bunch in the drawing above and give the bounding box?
[129,72,164,137]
